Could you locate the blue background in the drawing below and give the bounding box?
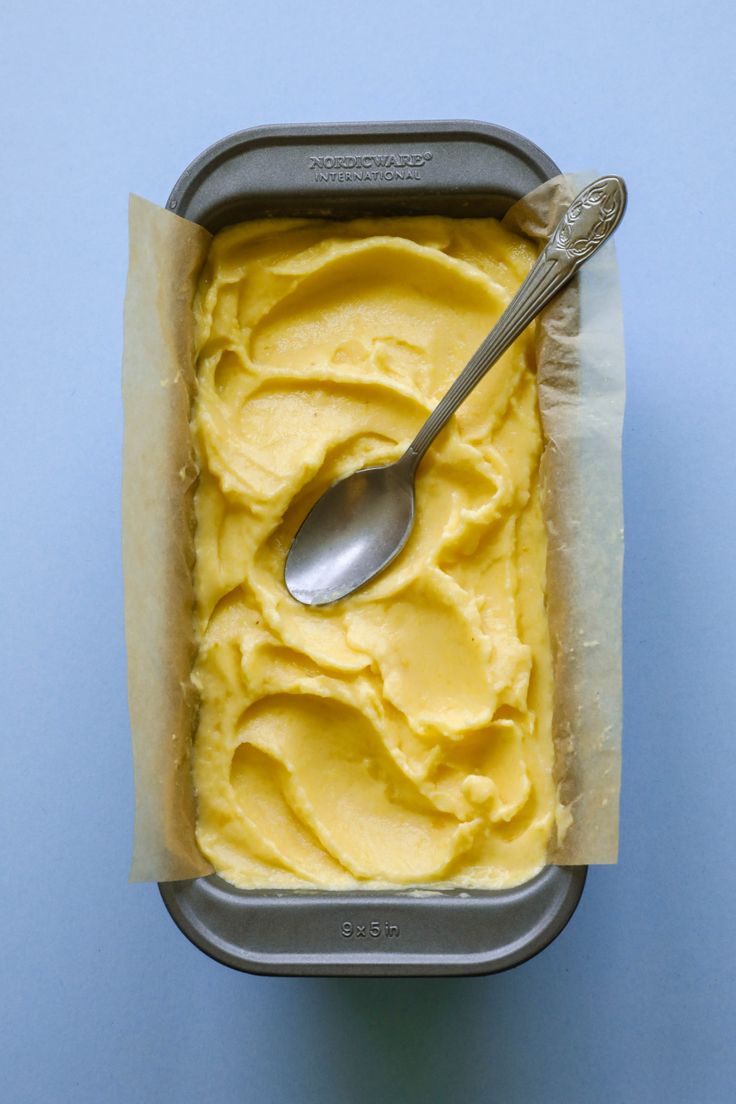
[2,1,735,1101]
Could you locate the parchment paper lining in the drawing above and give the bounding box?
[122,173,624,881]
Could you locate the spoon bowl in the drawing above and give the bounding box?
[285,456,417,605]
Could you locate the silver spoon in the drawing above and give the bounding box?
[285,175,627,606]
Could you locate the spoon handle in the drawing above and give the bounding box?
[407,175,627,464]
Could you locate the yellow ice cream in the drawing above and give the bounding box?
[191,215,560,889]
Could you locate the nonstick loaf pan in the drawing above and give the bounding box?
[159,120,587,977]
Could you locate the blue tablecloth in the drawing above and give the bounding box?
[2,1,734,1099]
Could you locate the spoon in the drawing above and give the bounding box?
[285,175,627,606]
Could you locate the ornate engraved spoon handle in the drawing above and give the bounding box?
[408,175,627,463]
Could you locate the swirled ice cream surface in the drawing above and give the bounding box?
[191,215,561,888]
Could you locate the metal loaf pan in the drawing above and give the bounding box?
[160,120,587,977]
